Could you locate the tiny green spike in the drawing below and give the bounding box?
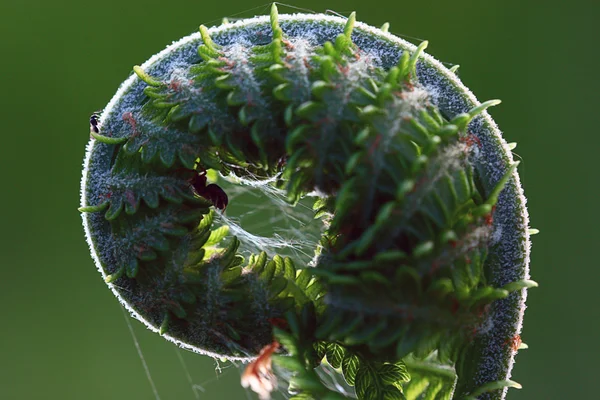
[397,50,410,76]
[270,3,278,24]
[133,66,161,87]
[334,34,352,55]
[105,265,125,283]
[528,228,540,235]
[355,225,377,256]
[438,124,459,137]
[375,202,395,224]
[385,66,400,84]
[450,112,471,129]
[295,101,323,120]
[272,255,284,275]
[90,131,128,144]
[396,180,414,200]
[198,25,222,60]
[345,152,362,175]
[104,199,123,220]
[344,12,356,39]
[159,313,170,335]
[220,236,240,267]
[311,80,334,98]
[273,83,291,100]
[374,250,407,262]
[125,258,139,278]
[472,203,494,217]
[191,229,211,250]
[261,260,276,282]
[322,41,336,58]
[408,40,428,76]
[502,279,539,293]
[413,241,434,258]
[270,3,283,39]
[440,230,458,244]
[449,64,460,73]
[361,105,385,118]
[199,25,215,49]
[78,201,109,213]
[465,380,522,398]
[468,99,502,118]
[205,225,230,247]
[508,142,518,150]
[380,22,390,33]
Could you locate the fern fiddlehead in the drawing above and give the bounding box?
[80,6,535,399]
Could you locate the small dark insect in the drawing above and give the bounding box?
[90,111,102,133]
[187,168,228,212]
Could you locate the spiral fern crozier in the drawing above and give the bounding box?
[80,6,535,399]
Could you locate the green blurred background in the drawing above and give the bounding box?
[1,0,596,398]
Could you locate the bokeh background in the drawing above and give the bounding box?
[1,0,597,399]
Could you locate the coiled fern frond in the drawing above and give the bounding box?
[80,5,535,399]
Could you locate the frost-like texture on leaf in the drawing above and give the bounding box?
[80,7,532,399]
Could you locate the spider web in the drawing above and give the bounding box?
[214,168,326,268]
